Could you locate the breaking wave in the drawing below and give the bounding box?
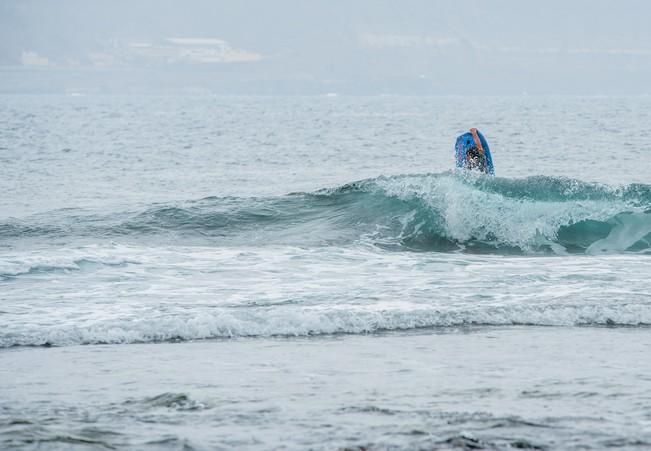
[2,173,651,255]
[2,303,650,347]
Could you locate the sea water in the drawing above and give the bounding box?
[1,95,651,450]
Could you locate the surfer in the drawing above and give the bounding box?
[455,128,495,175]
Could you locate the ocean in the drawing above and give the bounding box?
[1,94,651,450]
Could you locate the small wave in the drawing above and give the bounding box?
[3,173,651,254]
[436,434,545,450]
[126,393,209,411]
[2,304,650,347]
[0,251,135,280]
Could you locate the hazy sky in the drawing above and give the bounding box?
[2,0,651,94]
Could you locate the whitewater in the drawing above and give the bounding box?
[1,95,651,450]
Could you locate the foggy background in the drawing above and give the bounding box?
[1,0,651,95]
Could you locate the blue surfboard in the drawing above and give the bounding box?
[455,128,495,175]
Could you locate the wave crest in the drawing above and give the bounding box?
[3,173,651,254]
[2,304,650,347]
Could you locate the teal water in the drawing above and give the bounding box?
[1,95,651,449]
[3,173,651,254]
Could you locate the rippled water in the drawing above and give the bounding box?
[1,95,651,450]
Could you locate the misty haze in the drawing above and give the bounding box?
[2,0,651,94]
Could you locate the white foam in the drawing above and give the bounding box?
[372,174,640,252]
[3,303,650,347]
[0,245,138,277]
